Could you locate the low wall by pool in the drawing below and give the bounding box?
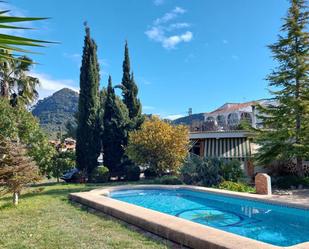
[69,185,309,249]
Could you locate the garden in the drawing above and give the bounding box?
[0,0,308,248]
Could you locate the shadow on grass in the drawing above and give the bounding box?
[0,183,94,207]
[0,202,16,211]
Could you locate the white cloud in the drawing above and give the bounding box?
[163,31,193,49]
[181,31,193,42]
[174,7,186,14]
[145,7,193,49]
[167,22,190,31]
[30,72,78,99]
[154,6,186,25]
[153,0,165,6]
[145,27,164,42]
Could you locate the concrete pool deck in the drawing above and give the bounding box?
[69,185,309,249]
[271,189,309,207]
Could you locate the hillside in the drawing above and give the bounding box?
[32,88,79,138]
[172,113,205,125]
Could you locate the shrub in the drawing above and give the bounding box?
[180,154,222,187]
[125,164,141,181]
[0,137,42,205]
[144,167,158,179]
[126,117,189,176]
[51,151,75,182]
[220,159,244,182]
[273,176,309,189]
[154,175,183,185]
[219,181,255,193]
[90,166,109,183]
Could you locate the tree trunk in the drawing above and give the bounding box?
[13,192,19,206]
[294,36,303,178]
[0,81,9,98]
[296,157,304,177]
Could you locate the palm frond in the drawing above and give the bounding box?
[0,9,56,60]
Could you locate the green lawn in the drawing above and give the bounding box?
[0,182,169,249]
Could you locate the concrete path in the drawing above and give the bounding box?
[272,189,309,207]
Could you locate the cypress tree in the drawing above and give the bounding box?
[119,41,144,130]
[98,87,107,139]
[102,76,129,177]
[76,25,101,177]
[256,0,309,176]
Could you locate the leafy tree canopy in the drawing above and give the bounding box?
[0,98,56,175]
[102,76,130,177]
[126,117,189,176]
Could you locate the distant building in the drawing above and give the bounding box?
[50,138,76,152]
[189,99,276,132]
[188,100,277,178]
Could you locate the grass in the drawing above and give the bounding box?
[0,182,169,249]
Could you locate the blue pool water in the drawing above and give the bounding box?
[110,188,309,246]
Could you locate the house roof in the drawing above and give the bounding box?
[189,130,252,139]
[207,101,258,116]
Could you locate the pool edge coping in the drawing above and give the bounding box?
[69,185,309,249]
[90,185,309,210]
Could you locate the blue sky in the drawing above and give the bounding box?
[3,0,289,119]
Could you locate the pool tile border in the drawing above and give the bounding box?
[69,185,309,249]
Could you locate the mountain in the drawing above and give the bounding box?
[172,113,205,125]
[32,88,79,138]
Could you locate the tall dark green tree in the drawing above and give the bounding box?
[118,41,143,130]
[102,76,129,177]
[255,0,309,177]
[76,25,101,176]
[98,87,107,139]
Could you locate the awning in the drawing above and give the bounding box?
[188,139,199,151]
[204,138,251,159]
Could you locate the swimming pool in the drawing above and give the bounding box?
[110,188,309,247]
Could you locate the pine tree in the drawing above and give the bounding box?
[75,24,101,177]
[102,76,129,177]
[119,41,144,130]
[0,137,41,205]
[256,0,309,176]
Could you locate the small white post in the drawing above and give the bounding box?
[13,192,19,205]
